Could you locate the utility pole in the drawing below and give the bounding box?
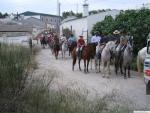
[76,3,79,14]
[57,0,61,16]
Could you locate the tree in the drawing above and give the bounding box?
[62,28,71,39]
[62,11,82,19]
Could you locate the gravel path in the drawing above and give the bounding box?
[35,48,150,110]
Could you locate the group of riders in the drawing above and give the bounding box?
[39,29,133,60]
[37,29,133,78]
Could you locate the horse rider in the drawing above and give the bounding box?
[54,35,59,45]
[120,30,129,52]
[68,34,76,46]
[112,30,121,47]
[91,31,101,46]
[60,34,67,44]
[77,35,85,59]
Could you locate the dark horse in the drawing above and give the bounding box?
[53,36,60,59]
[114,44,124,75]
[72,43,96,73]
[40,36,47,48]
[68,41,77,56]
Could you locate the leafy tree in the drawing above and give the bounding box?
[62,28,71,39]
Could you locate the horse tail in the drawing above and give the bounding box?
[72,48,77,71]
[137,52,141,73]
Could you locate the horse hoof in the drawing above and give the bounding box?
[102,75,105,78]
[124,76,127,79]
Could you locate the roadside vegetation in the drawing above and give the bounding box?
[0,43,132,113]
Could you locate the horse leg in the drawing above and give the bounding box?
[115,61,118,75]
[106,61,111,78]
[79,59,82,71]
[95,58,98,72]
[102,61,105,78]
[62,51,63,59]
[87,59,90,73]
[120,61,123,75]
[84,59,87,73]
[99,59,101,73]
[124,66,127,79]
[64,51,66,59]
[91,59,92,70]
[128,65,131,78]
[72,57,76,71]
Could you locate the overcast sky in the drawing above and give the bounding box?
[0,0,149,15]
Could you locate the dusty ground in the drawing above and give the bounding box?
[34,47,150,110]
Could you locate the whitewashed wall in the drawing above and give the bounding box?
[87,10,120,37]
[60,17,88,41]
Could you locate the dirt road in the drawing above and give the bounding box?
[35,48,150,110]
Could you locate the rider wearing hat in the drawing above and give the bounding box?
[77,35,85,59]
[113,30,120,43]
[120,29,129,51]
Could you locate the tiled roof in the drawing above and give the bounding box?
[20,11,61,18]
[0,25,33,32]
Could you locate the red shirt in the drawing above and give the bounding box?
[77,38,85,47]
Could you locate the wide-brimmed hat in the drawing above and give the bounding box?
[79,35,83,37]
[113,30,120,34]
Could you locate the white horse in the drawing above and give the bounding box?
[61,41,68,59]
[123,42,133,78]
[137,47,147,74]
[95,42,105,73]
[101,41,116,78]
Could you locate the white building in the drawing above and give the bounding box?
[60,3,120,42]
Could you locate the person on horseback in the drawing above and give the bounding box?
[68,34,76,46]
[113,30,121,47]
[120,30,129,52]
[60,34,67,44]
[91,31,101,46]
[77,35,85,59]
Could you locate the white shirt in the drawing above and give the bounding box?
[91,35,101,43]
[61,36,67,42]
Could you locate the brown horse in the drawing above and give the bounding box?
[72,43,96,73]
[53,35,60,59]
[68,41,77,56]
[53,44,60,59]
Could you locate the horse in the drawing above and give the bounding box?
[68,41,77,56]
[53,36,60,59]
[72,43,96,73]
[114,44,124,75]
[101,41,116,78]
[40,36,47,48]
[123,41,133,79]
[61,40,68,59]
[95,43,105,73]
[137,47,147,74]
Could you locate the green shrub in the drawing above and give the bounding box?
[0,43,32,112]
